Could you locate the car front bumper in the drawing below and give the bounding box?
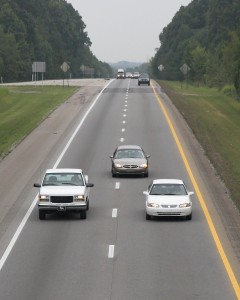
[146,205,192,217]
[38,202,87,212]
[113,167,148,175]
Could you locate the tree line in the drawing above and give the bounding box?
[0,0,112,82]
[151,0,240,97]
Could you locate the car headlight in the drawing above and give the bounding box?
[74,195,85,202]
[179,203,191,207]
[39,195,49,202]
[114,163,122,168]
[140,163,148,168]
[147,202,159,208]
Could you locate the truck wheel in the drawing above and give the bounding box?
[39,210,46,220]
[80,210,87,219]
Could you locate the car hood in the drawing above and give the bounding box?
[114,158,147,165]
[40,186,86,195]
[146,195,191,205]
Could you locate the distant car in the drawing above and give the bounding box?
[110,145,149,177]
[126,72,133,78]
[138,73,150,86]
[34,168,94,220]
[143,179,193,220]
[132,72,140,79]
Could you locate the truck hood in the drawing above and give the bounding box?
[40,186,86,196]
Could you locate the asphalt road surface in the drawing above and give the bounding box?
[0,78,239,300]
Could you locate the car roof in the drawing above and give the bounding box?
[116,145,142,150]
[46,168,83,174]
[152,179,184,185]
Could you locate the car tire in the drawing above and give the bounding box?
[146,213,151,220]
[148,82,150,86]
[138,83,140,86]
[112,171,116,177]
[186,213,192,220]
[80,210,87,219]
[86,200,89,210]
[39,210,46,220]
[144,172,148,177]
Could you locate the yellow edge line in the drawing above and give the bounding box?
[152,84,240,299]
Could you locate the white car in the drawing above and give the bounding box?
[143,179,194,220]
[34,168,94,220]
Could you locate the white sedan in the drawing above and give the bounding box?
[143,179,194,220]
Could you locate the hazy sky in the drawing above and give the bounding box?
[67,0,192,63]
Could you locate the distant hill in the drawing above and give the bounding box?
[109,61,143,71]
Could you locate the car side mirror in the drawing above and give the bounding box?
[146,155,150,158]
[110,155,113,158]
[143,191,148,195]
[33,183,41,188]
[86,183,94,187]
[188,191,194,196]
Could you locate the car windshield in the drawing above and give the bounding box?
[140,73,149,78]
[150,184,187,195]
[42,173,84,186]
[115,149,145,159]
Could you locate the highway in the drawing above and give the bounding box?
[0,78,239,299]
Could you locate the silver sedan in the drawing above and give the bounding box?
[110,145,149,177]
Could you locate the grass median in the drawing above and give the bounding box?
[0,85,78,158]
[158,80,240,209]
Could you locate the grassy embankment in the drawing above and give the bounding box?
[158,80,240,209]
[0,85,78,158]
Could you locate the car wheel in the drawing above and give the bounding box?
[112,170,117,177]
[148,82,150,86]
[80,210,87,219]
[186,213,192,220]
[138,83,140,86]
[86,200,89,210]
[146,213,151,220]
[39,210,46,220]
[144,172,148,177]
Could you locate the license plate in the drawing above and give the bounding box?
[57,206,66,212]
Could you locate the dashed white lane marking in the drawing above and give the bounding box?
[125,97,128,100]
[124,109,127,112]
[125,104,128,107]
[120,138,124,142]
[115,182,120,189]
[122,120,126,124]
[112,208,118,218]
[121,128,125,132]
[125,100,128,103]
[123,114,127,117]
[108,245,115,258]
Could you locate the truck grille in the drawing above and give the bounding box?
[51,196,73,203]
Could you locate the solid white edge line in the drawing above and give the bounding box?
[0,79,114,272]
[108,245,115,258]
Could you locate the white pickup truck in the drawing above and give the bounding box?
[34,168,94,220]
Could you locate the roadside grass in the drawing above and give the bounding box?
[0,85,78,158]
[158,80,240,209]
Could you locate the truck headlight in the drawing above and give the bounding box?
[74,195,85,201]
[39,195,49,202]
